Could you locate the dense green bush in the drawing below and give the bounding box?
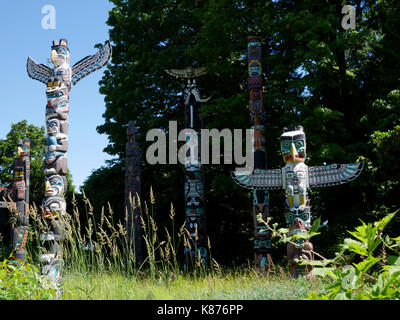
[306,210,400,299]
[0,259,55,300]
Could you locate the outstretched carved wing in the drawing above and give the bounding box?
[26,57,51,85]
[231,168,283,190]
[71,43,112,86]
[166,67,207,79]
[308,162,363,187]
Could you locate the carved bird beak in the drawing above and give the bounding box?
[45,181,51,193]
[51,50,58,63]
[290,143,298,163]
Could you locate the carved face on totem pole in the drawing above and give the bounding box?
[45,174,66,198]
[43,196,66,218]
[51,39,70,66]
[184,174,204,209]
[45,133,66,164]
[280,126,306,164]
[17,139,30,157]
[46,118,68,137]
[248,60,262,79]
[12,165,25,201]
[46,88,69,120]
[48,39,72,90]
[12,139,30,202]
[47,118,61,136]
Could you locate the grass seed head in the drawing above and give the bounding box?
[150,187,155,205]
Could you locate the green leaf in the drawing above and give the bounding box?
[387,256,400,266]
[347,221,368,243]
[391,236,400,243]
[311,267,337,279]
[370,266,400,298]
[382,264,400,275]
[292,231,320,241]
[310,217,321,234]
[341,273,358,290]
[277,228,289,234]
[335,292,352,300]
[343,238,368,256]
[374,210,398,232]
[299,258,335,267]
[353,256,381,273]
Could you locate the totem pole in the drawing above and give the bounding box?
[27,39,111,294]
[0,187,8,246]
[125,121,143,263]
[0,139,30,263]
[238,37,271,269]
[232,125,363,277]
[166,67,210,269]
[10,139,31,264]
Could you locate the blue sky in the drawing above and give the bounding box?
[0,0,115,189]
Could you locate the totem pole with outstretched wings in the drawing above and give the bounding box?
[27,38,111,297]
[232,125,363,277]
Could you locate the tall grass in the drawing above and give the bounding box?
[2,188,318,300]
[62,265,315,300]
[26,188,213,284]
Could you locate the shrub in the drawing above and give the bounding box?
[0,258,56,300]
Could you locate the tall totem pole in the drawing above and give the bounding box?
[125,121,142,263]
[27,39,111,293]
[166,67,210,269]
[232,125,363,277]
[10,139,31,264]
[245,37,271,269]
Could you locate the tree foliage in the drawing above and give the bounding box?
[0,121,46,206]
[0,121,75,208]
[82,0,400,264]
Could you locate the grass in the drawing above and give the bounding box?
[63,268,317,300]
[1,189,321,300]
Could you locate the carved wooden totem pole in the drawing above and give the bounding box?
[0,139,30,264]
[234,37,271,269]
[232,125,363,277]
[0,188,8,246]
[27,38,111,295]
[10,139,31,264]
[166,67,209,269]
[125,121,143,263]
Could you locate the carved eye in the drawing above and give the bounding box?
[281,141,291,149]
[295,140,304,148]
[50,177,63,186]
[302,213,309,221]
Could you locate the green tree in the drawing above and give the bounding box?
[0,121,46,206]
[90,0,400,264]
[80,162,125,217]
[0,120,75,208]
